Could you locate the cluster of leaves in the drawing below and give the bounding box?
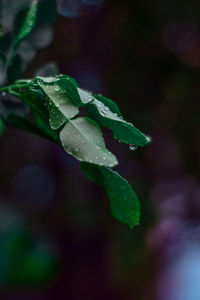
[0,225,57,285]
[0,0,151,228]
[0,75,150,227]
[0,0,57,85]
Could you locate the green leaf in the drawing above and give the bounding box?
[60,117,118,167]
[48,102,67,130]
[74,86,149,147]
[32,111,60,143]
[7,80,49,121]
[94,94,122,117]
[54,76,82,106]
[81,163,140,228]
[34,75,82,106]
[14,0,38,48]
[7,113,58,142]
[38,80,79,129]
[85,96,148,146]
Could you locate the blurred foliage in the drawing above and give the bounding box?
[0,0,57,85]
[0,227,57,286]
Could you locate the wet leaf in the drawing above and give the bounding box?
[81,163,140,227]
[39,81,79,129]
[94,94,122,117]
[60,117,118,167]
[85,97,148,146]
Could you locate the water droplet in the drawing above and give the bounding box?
[97,102,102,108]
[146,135,152,143]
[53,85,61,92]
[1,91,6,96]
[104,106,109,112]
[103,156,106,160]
[28,21,33,26]
[103,107,109,114]
[129,144,137,151]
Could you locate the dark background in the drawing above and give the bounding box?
[0,0,200,299]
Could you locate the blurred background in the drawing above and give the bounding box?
[1,0,200,299]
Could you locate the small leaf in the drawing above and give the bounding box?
[77,88,94,104]
[48,102,66,130]
[60,117,118,167]
[34,76,82,106]
[14,1,38,47]
[56,74,79,88]
[85,97,148,146]
[32,111,60,143]
[39,81,79,129]
[81,163,140,228]
[7,81,48,121]
[94,94,122,117]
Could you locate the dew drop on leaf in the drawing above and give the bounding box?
[53,85,61,92]
[129,144,138,151]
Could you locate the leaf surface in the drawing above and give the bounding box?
[81,163,140,227]
[14,1,38,47]
[85,97,148,146]
[60,117,118,167]
[39,81,79,129]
